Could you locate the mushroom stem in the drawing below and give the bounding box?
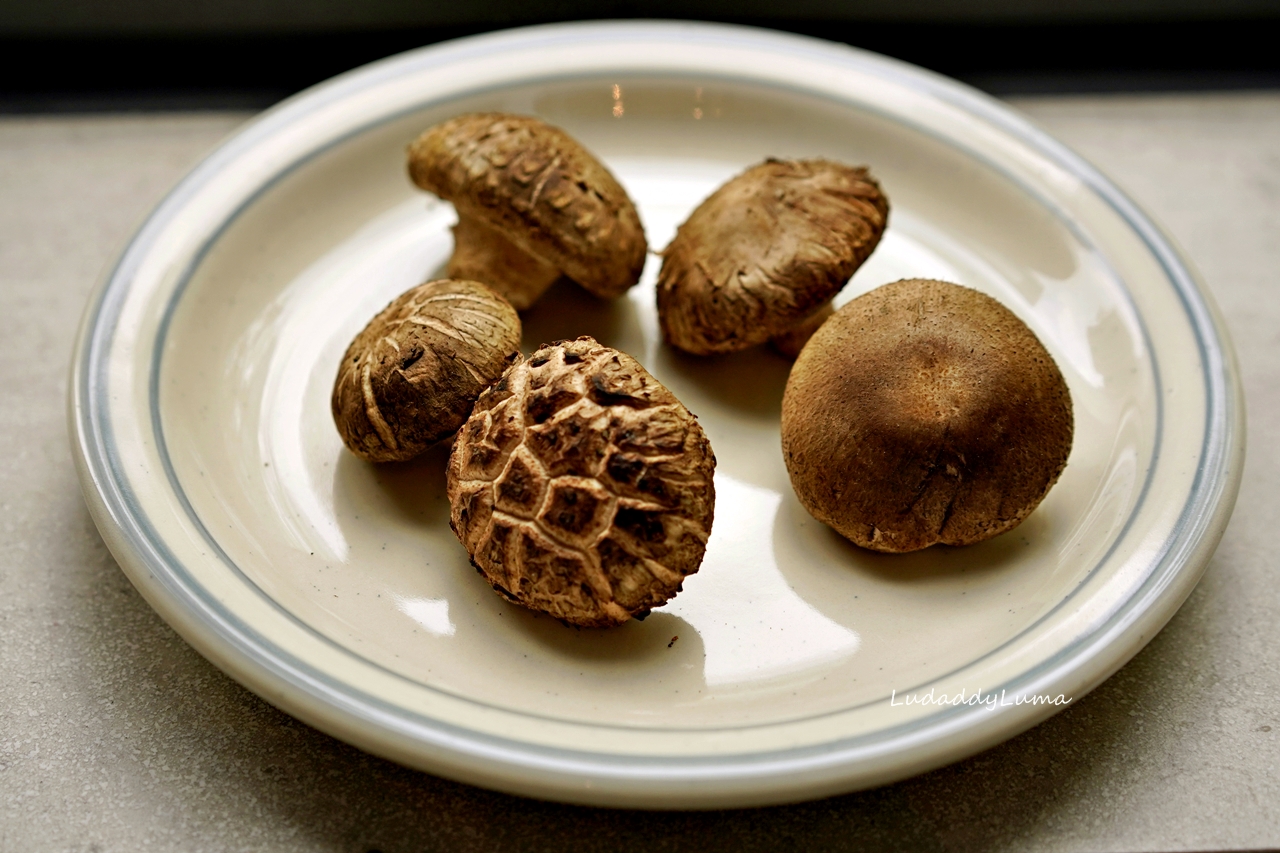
[770,301,835,359]
[448,214,561,310]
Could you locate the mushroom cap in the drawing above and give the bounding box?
[332,279,521,463]
[447,337,716,628]
[781,279,1073,552]
[657,158,888,355]
[408,113,648,300]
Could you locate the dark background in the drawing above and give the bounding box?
[3,0,1280,111]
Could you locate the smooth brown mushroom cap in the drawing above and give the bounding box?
[657,158,888,355]
[331,279,521,463]
[781,279,1073,552]
[447,337,716,628]
[408,113,647,301]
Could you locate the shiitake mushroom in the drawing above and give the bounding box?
[447,337,717,627]
[408,113,648,310]
[332,279,521,463]
[656,158,888,356]
[781,279,1073,552]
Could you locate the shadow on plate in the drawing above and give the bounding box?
[652,342,793,419]
[488,595,706,669]
[332,439,454,531]
[773,494,1043,584]
[519,277,634,352]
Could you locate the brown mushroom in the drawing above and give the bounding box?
[332,279,521,463]
[781,279,1073,553]
[656,158,888,356]
[408,113,648,310]
[447,337,716,628]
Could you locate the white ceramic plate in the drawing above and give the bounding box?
[70,21,1244,808]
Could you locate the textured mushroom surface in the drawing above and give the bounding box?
[781,279,1073,553]
[332,279,521,463]
[657,158,888,355]
[447,337,716,627]
[408,113,648,308]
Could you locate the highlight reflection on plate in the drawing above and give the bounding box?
[660,475,862,688]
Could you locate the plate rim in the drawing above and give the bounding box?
[68,19,1245,808]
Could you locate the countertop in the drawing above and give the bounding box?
[1,92,1278,852]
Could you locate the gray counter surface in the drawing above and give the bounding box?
[2,93,1278,851]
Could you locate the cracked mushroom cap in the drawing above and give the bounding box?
[447,337,716,628]
[408,113,648,304]
[657,158,889,355]
[781,279,1073,553]
[332,279,521,463]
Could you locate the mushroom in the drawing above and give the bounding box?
[656,158,888,356]
[332,279,521,463]
[408,113,648,310]
[447,337,716,628]
[780,279,1073,552]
